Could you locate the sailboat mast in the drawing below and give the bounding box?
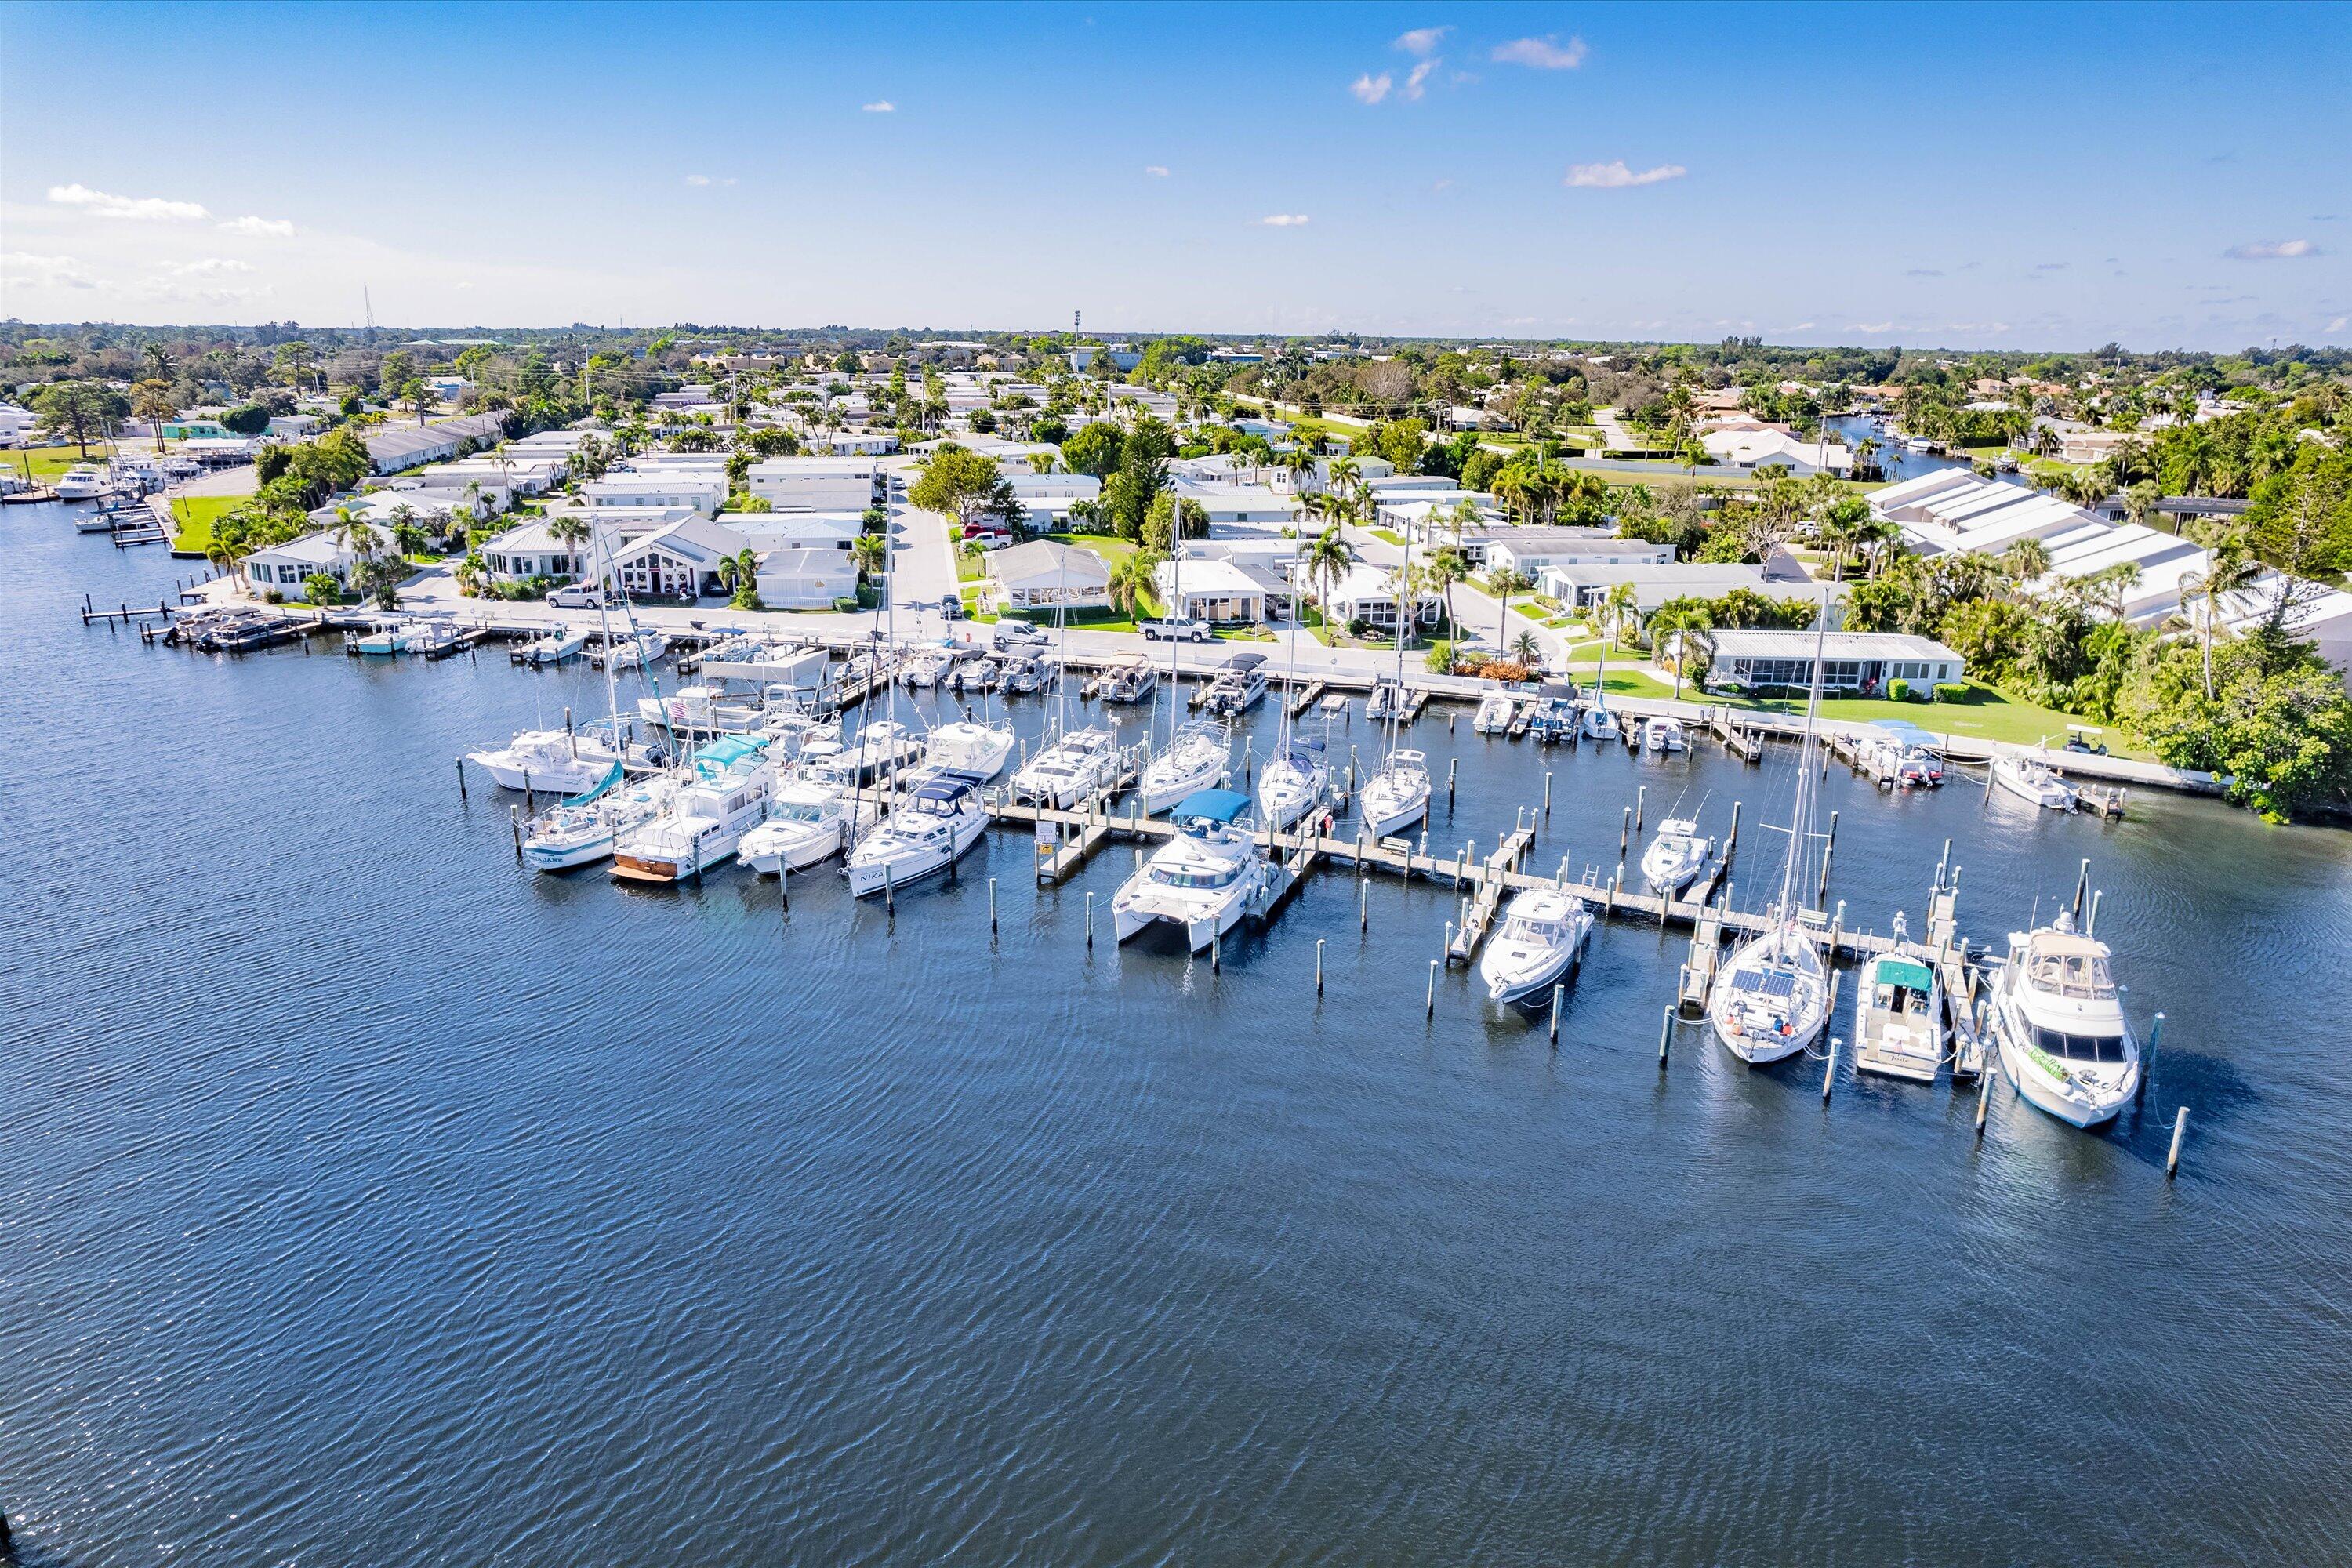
[1777,593,1832,916]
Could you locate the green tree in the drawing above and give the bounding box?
[909,444,1002,518]
[1296,525,1356,624]
[31,380,129,456]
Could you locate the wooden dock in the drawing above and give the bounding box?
[1704,706,1765,763]
[1446,823,1537,963]
[1286,678,1326,717]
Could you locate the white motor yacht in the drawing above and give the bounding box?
[844,718,927,783]
[1853,916,1947,1083]
[1472,691,1515,733]
[916,719,1018,783]
[1257,735,1330,830]
[56,466,107,500]
[466,727,622,793]
[601,630,670,669]
[753,706,842,761]
[1992,753,2078,811]
[1643,716,1687,753]
[611,735,775,883]
[1011,726,1120,809]
[522,626,587,666]
[522,771,679,872]
[1111,789,1279,951]
[1991,913,2139,1127]
[1139,720,1232,814]
[1357,748,1431,840]
[845,770,989,896]
[739,776,854,874]
[1639,816,1711,898]
[1479,888,1595,1005]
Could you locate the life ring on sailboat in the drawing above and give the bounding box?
[1726,1016,1744,1038]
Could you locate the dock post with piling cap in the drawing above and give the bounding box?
[1426,959,1437,1018]
[1636,785,1646,832]
[1550,984,1563,1045]
[1823,1037,1839,1102]
[1316,938,1325,996]
[2167,1106,2188,1178]
[1659,1004,1673,1068]
[989,876,998,934]
[510,804,522,860]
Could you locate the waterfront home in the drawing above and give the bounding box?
[608,516,749,600]
[1533,561,1813,625]
[748,456,886,511]
[1698,424,1853,474]
[1173,479,1298,528]
[989,539,1112,612]
[582,472,728,521]
[364,411,510,473]
[477,520,590,588]
[1284,455,1397,495]
[180,435,261,466]
[753,546,858,608]
[1693,629,1964,697]
[1152,557,1268,624]
[305,490,460,541]
[240,522,391,597]
[1305,561,1443,633]
[1457,525,1673,577]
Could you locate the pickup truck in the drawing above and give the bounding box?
[1140,617,1215,642]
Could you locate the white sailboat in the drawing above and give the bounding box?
[523,770,680,872]
[1853,913,1947,1083]
[1708,599,1835,1065]
[844,771,989,896]
[1258,735,1330,830]
[1478,888,1594,1005]
[1010,548,1122,809]
[1111,788,1279,950]
[1639,815,1712,897]
[1991,910,2140,1127]
[1139,720,1232,814]
[1357,569,1432,840]
[1583,638,1621,739]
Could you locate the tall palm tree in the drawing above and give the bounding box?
[1649,603,1713,699]
[1296,524,1355,630]
[2060,466,2111,510]
[1425,546,1468,648]
[1602,581,1640,648]
[2123,478,2161,530]
[2178,531,2261,699]
[1483,565,1526,651]
[1109,548,1163,620]
[2002,537,2052,592]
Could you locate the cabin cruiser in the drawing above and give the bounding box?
[998,655,1047,695]
[1992,752,2078,810]
[1139,720,1231,814]
[1642,716,1687,753]
[898,647,949,688]
[1853,916,1946,1083]
[1011,725,1120,809]
[1357,748,1431,840]
[1478,888,1594,1006]
[521,626,587,666]
[845,770,989,895]
[837,718,927,784]
[739,776,854,874]
[638,683,764,735]
[1098,654,1157,702]
[522,770,681,873]
[601,630,670,669]
[1472,691,1515,734]
[1199,652,1267,717]
[915,719,1017,783]
[55,466,107,501]
[946,657,997,693]
[1111,789,1279,951]
[611,735,775,882]
[751,706,842,760]
[466,726,624,793]
[1709,914,1830,1064]
[1257,735,1330,830]
[1991,913,2140,1127]
[1639,816,1711,898]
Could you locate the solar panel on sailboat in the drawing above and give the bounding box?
[1732,969,1796,998]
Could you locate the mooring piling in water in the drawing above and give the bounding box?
[1359,876,1369,932]
[988,876,998,933]
[1085,891,1094,950]
[1975,1069,1991,1136]
[1446,757,1457,811]
[1543,770,1553,818]
[1658,1004,1673,1067]
[1549,984,1563,1045]
[1636,784,1646,833]
[1823,1038,1839,1102]
[1620,806,1631,856]
[2140,1011,2163,1099]
[509,804,521,860]
[1426,959,1437,1018]
[456,756,468,801]
[1316,938,1325,996]
[2167,1105,2189,1178]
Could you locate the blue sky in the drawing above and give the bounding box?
[2,1,2346,350]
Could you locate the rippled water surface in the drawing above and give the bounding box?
[4,512,2350,1566]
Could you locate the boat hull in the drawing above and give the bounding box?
[742,820,844,875]
[524,833,615,872]
[1482,938,1581,1006]
[845,814,985,897]
[1993,1022,2136,1127]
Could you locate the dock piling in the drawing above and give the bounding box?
[1974,1069,1991,1136]
[1212,928,1221,971]
[509,804,522,860]
[1636,785,1646,832]
[1823,1037,1839,1102]
[1086,891,1094,950]
[1658,1005,1673,1068]
[2167,1106,2188,1178]
[1447,757,1457,812]
[1359,877,1369,933]
[1549,984,1563,1045]
[1426,959,1437,1018]
[1620,806,1631,856]
[2088,888,2103,938]
[1316,938,1325,996]
[779,862,789,916]
[989,876,998,934]
[456,757,468,801]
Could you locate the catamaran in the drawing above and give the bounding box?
[1853,913,1947,1083]
[1478,888,1594,1006]
[1110,789,1280,951]
[844,771,989,896]
[1639,815,1711,897]
[1708,598,1835,1065]
[1991,910,2140,1127]
[610,734,775,883]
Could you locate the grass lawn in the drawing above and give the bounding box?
[1000,605,1145,634]
[169,495,242,554]
[1711,681,2149,757]
[13,445,109,484]
[1044,531,1136,568]
[1369,528,1406,547]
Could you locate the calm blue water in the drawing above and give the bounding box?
[4,506,2350,1565]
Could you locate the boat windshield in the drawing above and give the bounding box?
[1502,916,1566,942]
[1152,862,1240,890]
[2034,1025,2129,1063]
[2024,945,2116,998]
[774,803,830,822]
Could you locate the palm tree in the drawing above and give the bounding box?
[852,530,887,585]
[1276,445,1316,492]
[547,514,591,578]
[1483,565,1526,651]
[1108,548,1163,620]
[1509,629,1542,666]
[1296,524,1356,631]
[1602,581,1640,648]
[1649,603,1713,699]
[2060,466,2111,510]
[1425,546,1468,648]
[2123,478,2161,530]
[2002,537,2052,592]
[2178,530,2261,698]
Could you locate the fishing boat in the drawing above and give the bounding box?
[1895,745,1944,788]
[1472,690,1515,733]
[1530,683,1581,744]
[1853,913,1947,1083]
[998,654,1046,694]
[1639,816,1711,897]
[351,621,412,656]
[898,647,949,688]
[1478,887,1594,1006]
[1708,600,1835,1065]
[1199,651,1267,717]
[1258,735,1330,830]
[611,735,775,882]
[1642,716,1687,753]
[638,684,764,735]
[946,657,997,693]
[55,466,107,501]
[521,626,587,665]
[74,506,122,533]
[1139,720,1232,813]
[601,629,670,669]
[522,768,679,872]
[1098,654,1157,702]
[1110,789,1280,951]
[1366,677,1405,722]
[1992,752,2078,810]
[1991,911,2140,1127]
[915,718,1017,783]
[1011,725,1120,808]
[844,771,989,895]
[1358,748,1430,840]
[466,726,624,793]
[739,775,855,874]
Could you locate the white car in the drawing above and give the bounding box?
[547,585,604,609]
[1142,617,1215,642]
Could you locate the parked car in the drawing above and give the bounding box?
[546,585,604,608]
[940,594,964,621]
[993,621,1050,652]
[1141,617,1215,642]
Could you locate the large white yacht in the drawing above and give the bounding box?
[1357,748,1431,840]
[739,776,854,874]
[467,727,623,793]
[1139,720,1232,814]
[1111,789,1279,951]
[845,771,989,896]
[1991,913,2140,1127]
[916,719,1018,784]
[1257,735,1330,830]
[1639,817,1711,898]
[1478,887,1594,1006]
[1011,725,1120,809]
[56,465,107,500]
[610,735,775,883]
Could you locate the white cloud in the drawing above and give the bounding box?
[1432,178,1454,193]
[1143,165,1170,177]
[1493,34,1588,69]
[1259,214,1310,227]
[165,257,255,277]
[2326,315,2348,334]
[684,175,738,187]
[219,216,296,238]
[2223,239,2317,260]
[1394,26,1450,56]
[47,183,209,222]
[1403,59,1440,100]
[862,100,895,113]
[1,251,98,289]
[1350,71,1392,104]
[1564,160,1687,189]
[1848,321,1895,333]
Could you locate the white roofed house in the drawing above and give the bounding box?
[753,546,858,609]
[987,539,1112,612]
[1152,557,1267,625]
[239,522,392,598]
[1172,480,1300,531]
[747,456,885,512]
[581,471,729,521]
[477,519,591,588]
[1304,561,1444,634]
[1001,470,1102,503]
[1698,425,1853,475]
[1459,525,1674,578]
[1693,629,1965,699]
[607,516,750,601]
